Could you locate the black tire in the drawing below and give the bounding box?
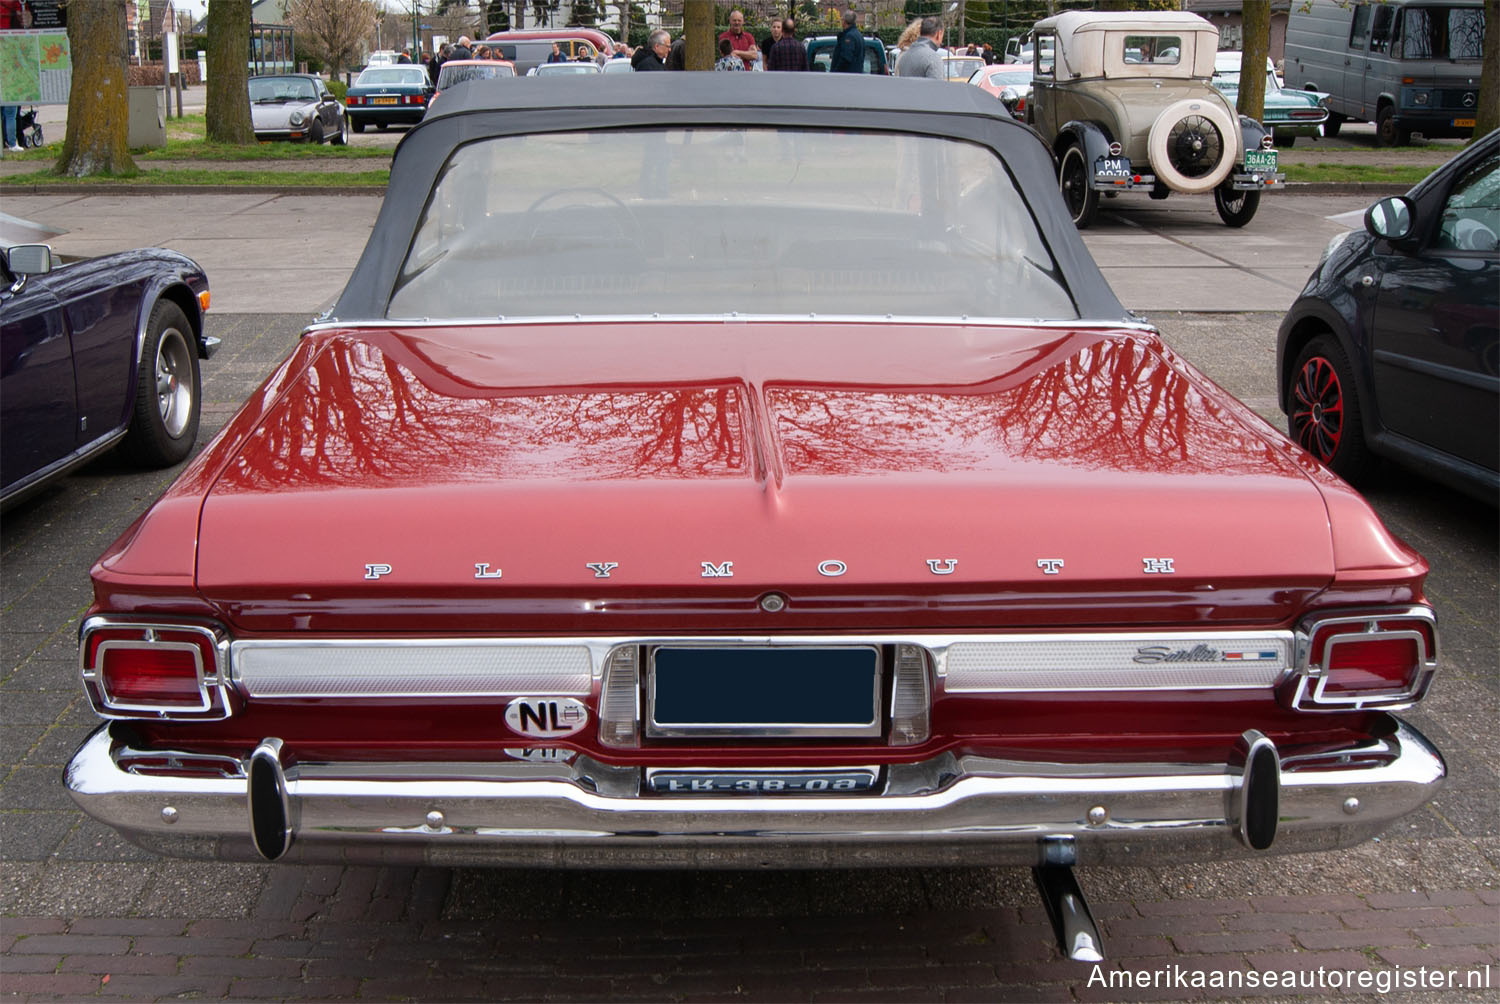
[376,121,389,131]
[1323,112,1343,137]
[1058,142,1100,229]
[352,119,365,134]
[1274,132,1295,147]
[331,120,347,146]
[1375,105,1410,147]
[308,120,325,145]
[1214,181,1260,228]
[121,301,200,468]
[1288,334,1373,484]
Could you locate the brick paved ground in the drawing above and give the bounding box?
[3,311,1495,1002]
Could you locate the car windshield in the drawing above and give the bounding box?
[979,69,1031,86]
[390,127,1076,321]
[536,62,598,74]
[249,77,317,102]
[944,57,983,79]
[357,67,428,86]
[439,64,505,87]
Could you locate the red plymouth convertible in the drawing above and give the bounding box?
[68,77,1442,960]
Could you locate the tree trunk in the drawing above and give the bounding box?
[683,0,713,71]
[54,2,135,177]
[1238,1,1270,123]
[1475,0,1498,138]
[206,0,255,144]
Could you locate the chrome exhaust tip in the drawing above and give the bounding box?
[1034,837,1105,962]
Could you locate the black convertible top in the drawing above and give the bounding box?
[332,75,1126,321]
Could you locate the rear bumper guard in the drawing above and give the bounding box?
[1231,169,1287,190]
[64,720,1444,869]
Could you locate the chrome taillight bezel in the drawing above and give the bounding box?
[80,616,234,720]
[1283,607,1438,712]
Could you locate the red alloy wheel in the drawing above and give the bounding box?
[1291,354,1343,462]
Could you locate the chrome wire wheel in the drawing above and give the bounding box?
[154,326,194,438]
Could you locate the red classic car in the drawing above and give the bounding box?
[66,76,1443,961]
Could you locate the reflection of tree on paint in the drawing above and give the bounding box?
[770,338,1285,477]
[218,340,746,491]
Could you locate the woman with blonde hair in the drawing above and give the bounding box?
[892,18,923,72]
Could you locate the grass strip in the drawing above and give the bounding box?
[0,166,389,187]
[1281,163,1433,185]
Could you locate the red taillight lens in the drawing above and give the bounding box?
[100,646,204,707]
[347,95,363,105]
[1286,609,1437,712]
[80,620,232,720]
[1323,637,1421,694]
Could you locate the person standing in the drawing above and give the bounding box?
[759,18,782,65]
[547,42,567,63]
[766,19,807,72]
[449,36,472,60]
[631,29,670,71]
[718,9,759,70]
[428,43,449,84]
[830,9,865,74]
[715,37,747,71]
[0,0,29,153]
[895,17,944,79]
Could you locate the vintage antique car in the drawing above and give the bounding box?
[2,243,213,510]
[65,76,1444,961]
[1211,53,1329,147]
[344,65,433,132]
[248,73,348,145]
[1026,11,1284,228]
[1277,129,1498,503]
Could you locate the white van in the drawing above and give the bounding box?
[1282,0,1484,145]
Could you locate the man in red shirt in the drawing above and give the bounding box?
[718,9,759,70]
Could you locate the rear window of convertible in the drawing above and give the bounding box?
[388,128,1078,320]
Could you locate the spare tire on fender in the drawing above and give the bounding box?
[1147,98,1238,195]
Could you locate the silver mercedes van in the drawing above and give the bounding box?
[1282,0,1484,145]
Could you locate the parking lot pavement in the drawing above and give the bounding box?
[0,190,1384,316]
[2,196,1495,1000]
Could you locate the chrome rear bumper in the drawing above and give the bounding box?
[64,720,1444,869]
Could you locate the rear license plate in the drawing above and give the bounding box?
[1094,156,1131,180]
[648,769,878,794]
[1453,118,1475,128]
[648,646,880,738]
[1244,149,1279,173]
[373,96,398,105]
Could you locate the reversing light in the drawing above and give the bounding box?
[80,619,232,720]
[889,645,930,746]
[1285,609,1437,711]
[597,646,640,748]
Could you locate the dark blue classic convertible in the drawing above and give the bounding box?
[1,244,214,509]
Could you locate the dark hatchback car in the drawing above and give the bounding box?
[1277,129,1498,503]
